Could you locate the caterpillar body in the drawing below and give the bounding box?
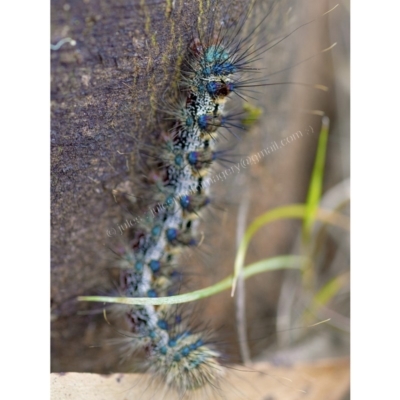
[97,1,325,396]
[113,25,250,394]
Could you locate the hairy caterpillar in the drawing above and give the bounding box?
[106,5,264,394]
[51,0,347,397]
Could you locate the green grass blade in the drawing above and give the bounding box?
[79,205,348,306]
[231,201,349,296]
[302,116,330,243]
[232,204,306,296]
[78,255,305,306]
[312,271,350,310]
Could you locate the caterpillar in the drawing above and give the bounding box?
[104,1,330,395]
[51,0,344,397]
[109,7,257,395]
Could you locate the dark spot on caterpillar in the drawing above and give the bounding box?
[149,259,160,272]
[207,81,234,98]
